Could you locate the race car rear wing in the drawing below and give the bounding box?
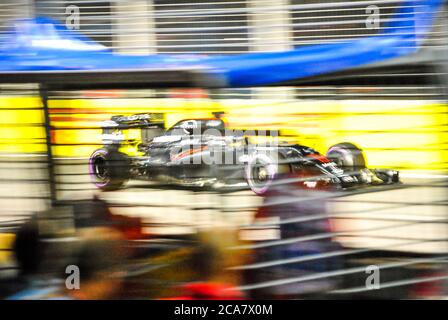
[101,113,165,131]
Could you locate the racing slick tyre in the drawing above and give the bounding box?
[326,142,366,173]
[89,148,130,191]
[245,153,290,195]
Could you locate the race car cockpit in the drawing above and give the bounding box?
[166,119,226,136]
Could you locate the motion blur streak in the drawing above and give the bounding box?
[0,0,447,300]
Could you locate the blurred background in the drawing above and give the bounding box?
[0,0,447,299]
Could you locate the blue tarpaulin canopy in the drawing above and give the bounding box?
[0,0,443,89]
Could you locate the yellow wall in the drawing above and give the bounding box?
[0,233,14,265]
[0,97,46,154]
[0,96,446,170]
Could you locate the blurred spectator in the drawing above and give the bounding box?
[64,237,126,300]
[6,215,62,300]
[73,196,143,240]
[166,235,244,300]
[13,216,42,279]
[7,196,134,299]
[244,172,343,299]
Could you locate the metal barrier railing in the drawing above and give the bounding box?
[0,0,446,53]
[0,0,447,300]
[0,86,447,299]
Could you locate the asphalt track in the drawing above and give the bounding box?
[0,155,447,254]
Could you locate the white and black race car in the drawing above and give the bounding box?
[89,113,399,194]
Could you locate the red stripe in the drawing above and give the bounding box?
[171,146,208,161]
[307,154,330,163]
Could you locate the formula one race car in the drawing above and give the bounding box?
[89,113,400,194]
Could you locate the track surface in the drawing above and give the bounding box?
[1,156,447,254]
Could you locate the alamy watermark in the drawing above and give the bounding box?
[365,265,381,290]
[62,4,381,34]
[163,121,280,167]
[65,5,80,30]
[65,264,80,290]
[366,5,381,30]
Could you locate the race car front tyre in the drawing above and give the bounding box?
[245,153,289,195]
[89,148,130,191]
[326,142,366,173]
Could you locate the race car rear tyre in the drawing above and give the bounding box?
[326,142,366,173]
[89,148,130,191]
[245,153,289,195]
